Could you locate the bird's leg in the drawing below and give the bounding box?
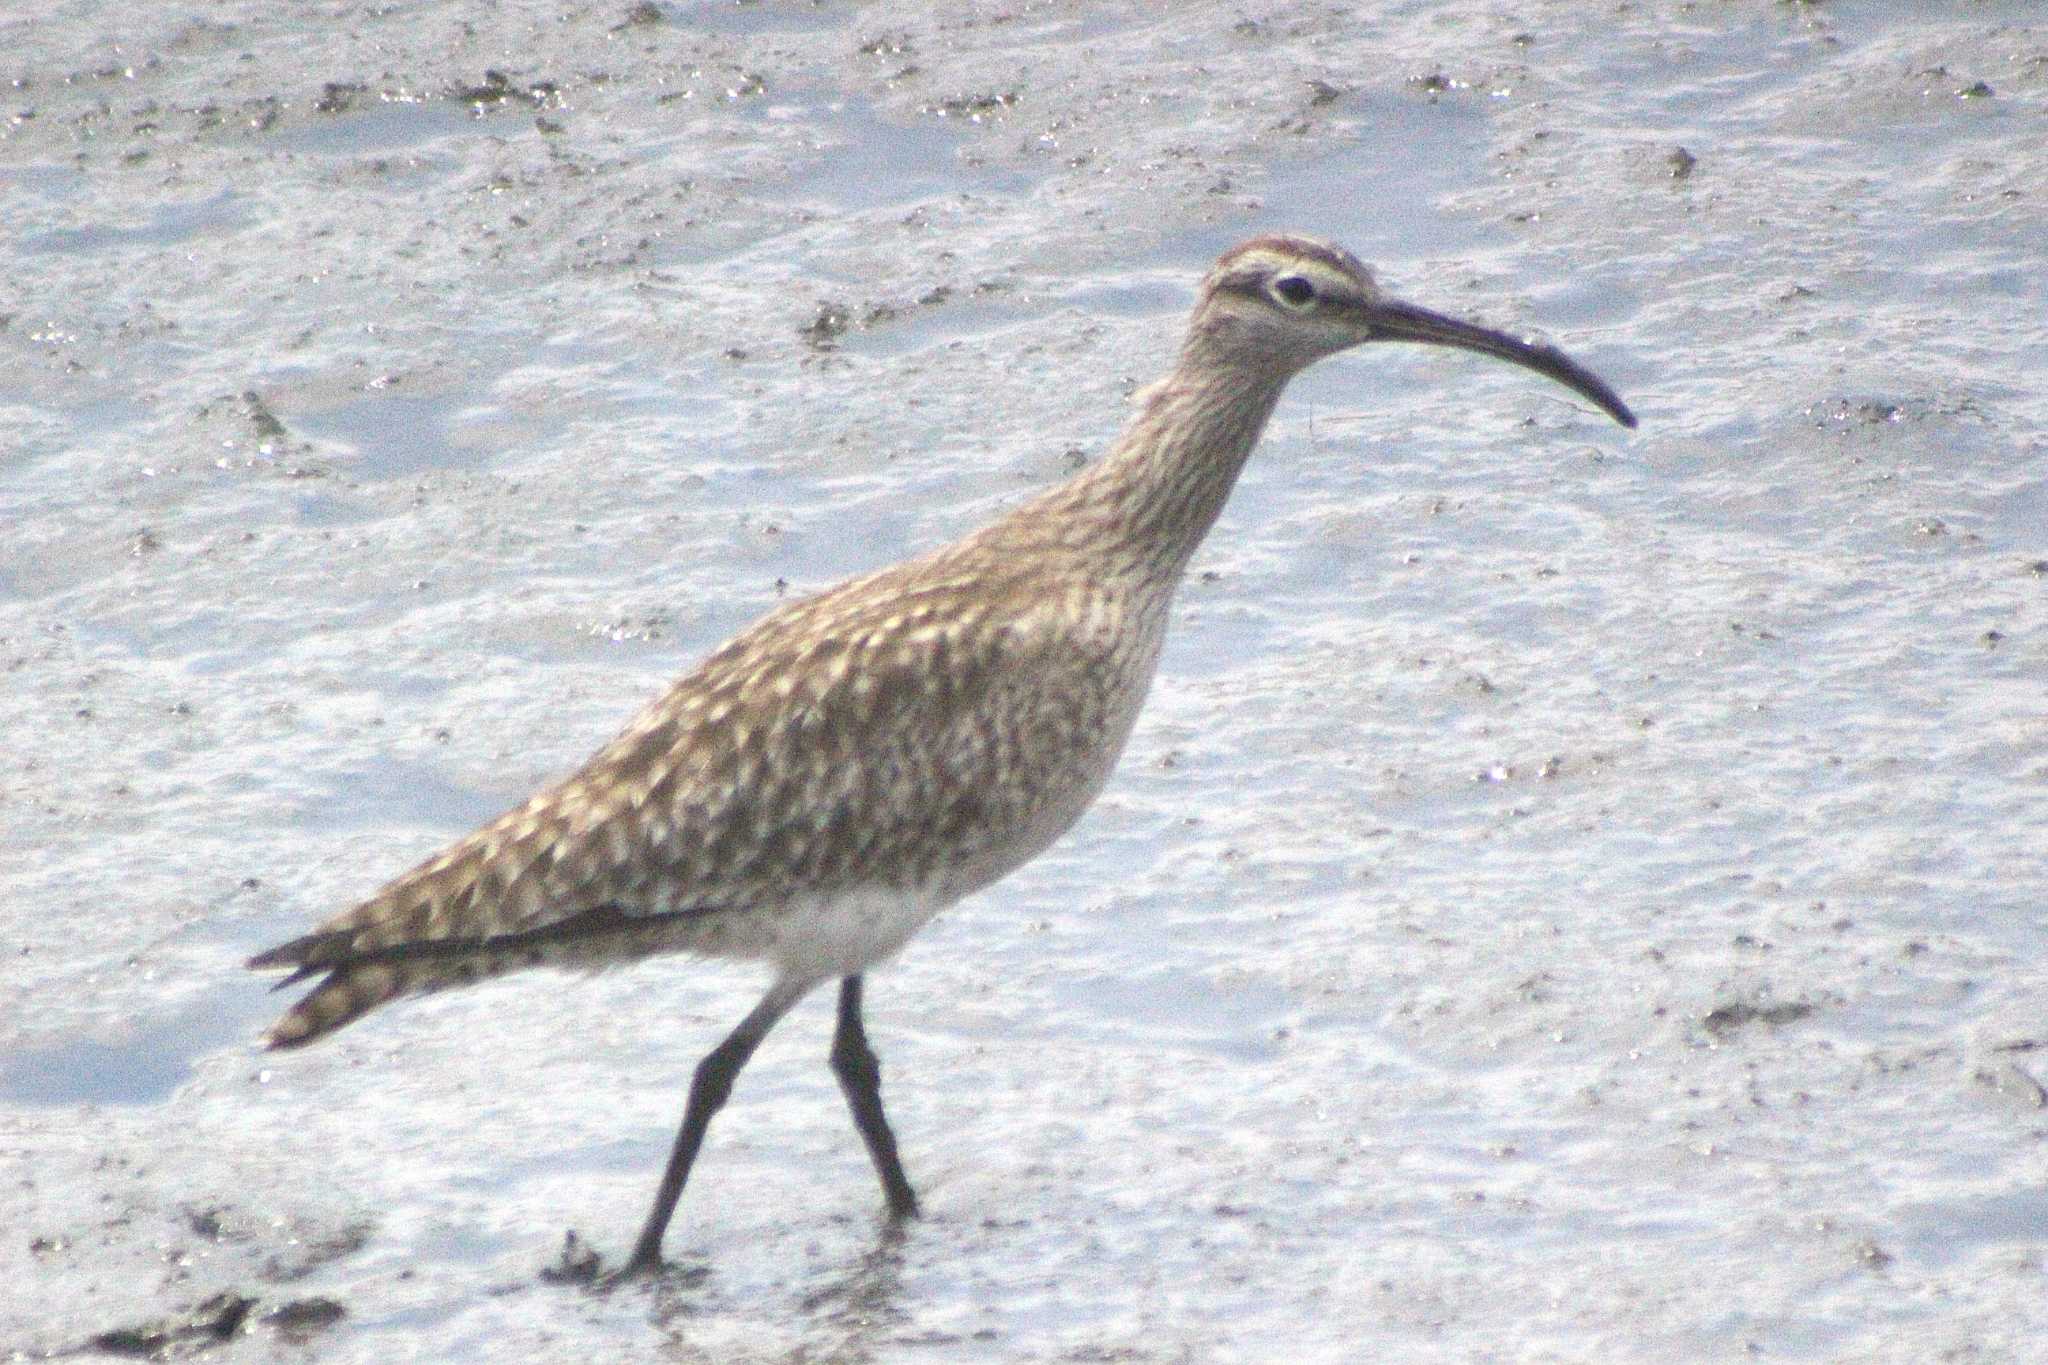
[830,974,920,1220]
[615,977,809,1279]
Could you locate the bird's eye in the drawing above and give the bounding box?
[1272,275,1316,307]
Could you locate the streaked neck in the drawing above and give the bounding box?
[1019,357,1289,581]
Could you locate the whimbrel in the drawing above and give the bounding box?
[250,234,1636,1278]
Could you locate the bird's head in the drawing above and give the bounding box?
[1190,233,1636,428]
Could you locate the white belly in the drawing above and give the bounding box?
[761,883,953,982]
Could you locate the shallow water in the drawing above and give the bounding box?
[2,1,2045,1360]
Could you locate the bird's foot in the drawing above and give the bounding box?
[595,1258,661,1292]
[538,1230,704,1291]
[594,1241,709,1293]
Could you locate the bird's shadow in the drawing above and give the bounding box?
[795,1218,911,1336]
[544,1219,913,1356]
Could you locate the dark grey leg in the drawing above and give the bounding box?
[831,974,920,1220]
[618,977,807,1278]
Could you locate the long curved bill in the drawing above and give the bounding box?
[1364,297,1638,429]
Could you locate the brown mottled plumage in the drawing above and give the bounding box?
[254,556,1142,1044]
[250,234,1635,1278]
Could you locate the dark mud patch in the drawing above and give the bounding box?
[1702,999,1817,1038]
[69,1292,347,1358]
[77,1292,252,1359]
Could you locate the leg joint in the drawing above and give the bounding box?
[689,1046,744,1112]
[831,1034,881,1086]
